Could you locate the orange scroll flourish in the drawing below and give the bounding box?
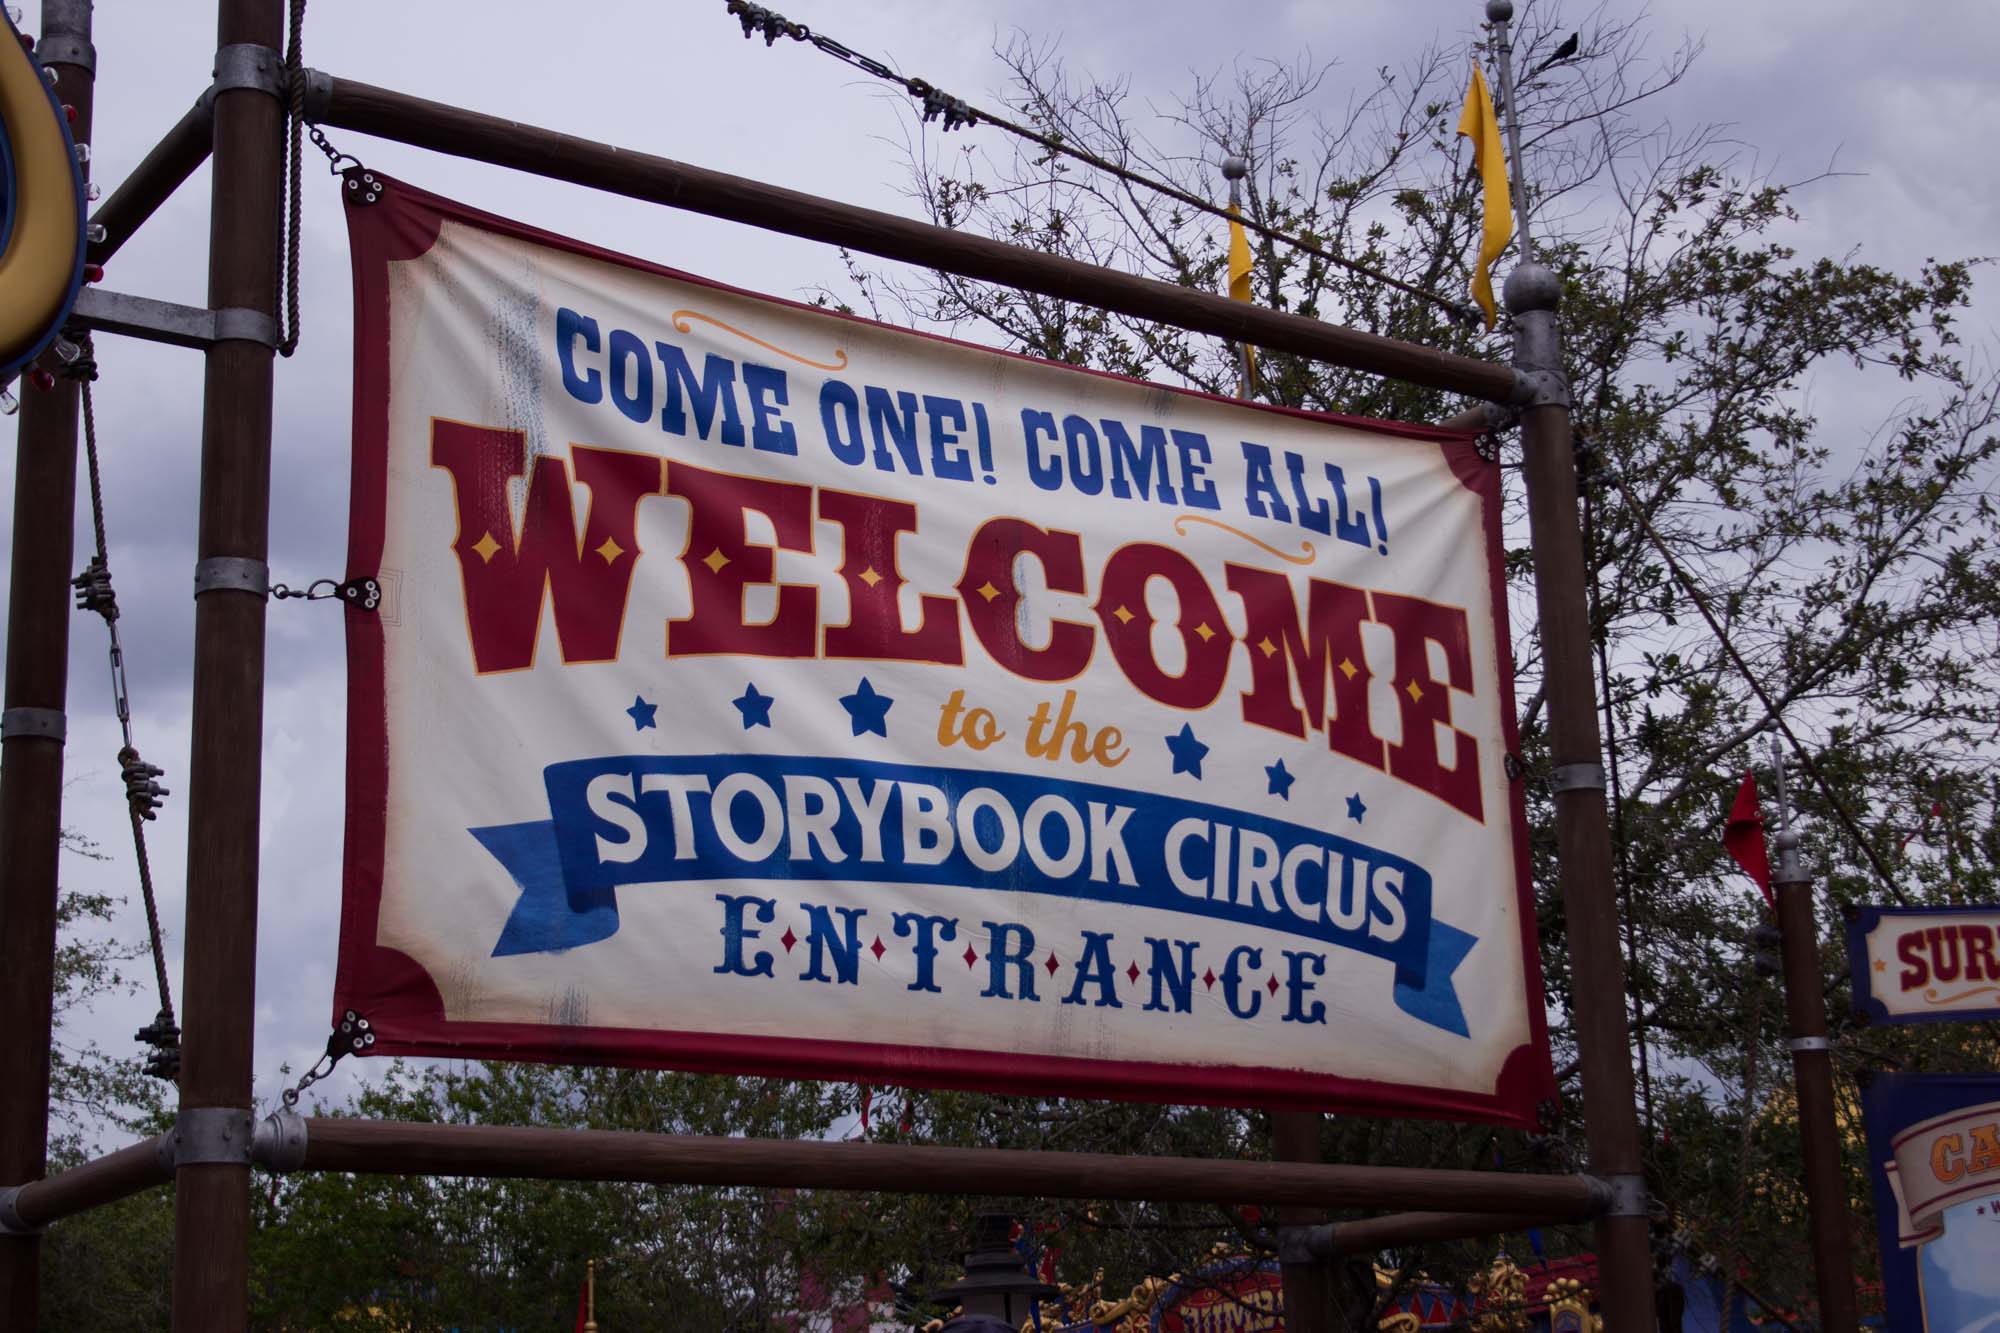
[671,309,849,372]
[1173,514,1316,567]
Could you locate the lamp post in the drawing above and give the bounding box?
[933,1212,1060,1332]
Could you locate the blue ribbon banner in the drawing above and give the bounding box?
[472,753,1476,1036]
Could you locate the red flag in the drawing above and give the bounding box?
[1725,772,1774,909]
[574,1277,588,1333]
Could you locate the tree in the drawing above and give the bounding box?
[822,2,1998,1325]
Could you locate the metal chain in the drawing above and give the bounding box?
[71,348,180,1079]
[279,1008,374,1109]
[277,0,306,356]
[722,1,1484,328]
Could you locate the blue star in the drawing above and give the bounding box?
[732,682,775,729]
[1346,792,1367,823]
[1165,723,1209,779]
[626,695,658,731]
[1266,759,1295,800]
[839,677,894,737]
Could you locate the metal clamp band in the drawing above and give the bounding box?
[212,43,283,99]
[1551,763,1605,794]
[1275,1223,1335,1264]
[35,33,95,74]
[0,1185,38,1235]
[212,307,279,348]
[160,1108,255,1169]
[193,556,269,598]
[251,1109,309,1173]
[1589,1171,1649,1219]
[1788,1036,1832,1054]
[1,707,65,742]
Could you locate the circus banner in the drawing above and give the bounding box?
[1864,1072,2000,1330]
[332,178,1552,1121]
[1849,903,2000,1025]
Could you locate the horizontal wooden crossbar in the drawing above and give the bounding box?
[304,71,1525,405]
[2,1116,1602,1250]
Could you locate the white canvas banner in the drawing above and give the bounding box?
[335,180,1552,1121]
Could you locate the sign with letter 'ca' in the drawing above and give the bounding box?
[334,179,1553,1122]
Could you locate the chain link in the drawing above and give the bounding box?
[722,0,1480,326]
[280,1009,374,1108]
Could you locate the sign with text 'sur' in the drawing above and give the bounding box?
[334,179,1553,1122]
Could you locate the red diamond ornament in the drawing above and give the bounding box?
[1044,952,1061,975]
[963,944,979,968]
[1203,968,1217,989]
[780,927,798,952]
[870,936,886,961]
[1126,961,1141,984]
[1265,974,1279,995]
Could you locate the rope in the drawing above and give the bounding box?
[720,1,1485,330]
[1595,464,1913,905]
[73,348,180,1079]
[277,0,306,357]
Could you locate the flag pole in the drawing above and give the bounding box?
[584,1257,598,1333]
[1221,152,1255,399]
[1484,2,1658,1324]
[1766,741,1861,1333]
[1484,0,1535,263]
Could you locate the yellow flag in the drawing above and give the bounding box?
[1227,202,1256,387]
[1455,60,1512,328]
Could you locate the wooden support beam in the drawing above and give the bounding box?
[288,1116,1608,1218]
[0,2,93,1323]
[171,2,284,1329]
[3,1138,173,1231]
[306,73,1522,405]
[89,93,214,265]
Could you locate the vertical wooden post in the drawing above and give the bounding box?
[1508,264,1659,1331]
[1772,825,1859,1332]
[171,2,283,1328]
[1272,1111,1332,1333]
[0,1,93,1324]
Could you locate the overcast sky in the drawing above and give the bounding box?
[6,0,1996,1124]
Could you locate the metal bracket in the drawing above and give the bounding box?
[1550,762,1605,794]
[301,67,333,122]
[212,43,283,99]
[212,307,280,347]
[0,1185,38,1235]
[1,707,65,742]
[1788,1036,1832,1054]
[1510,366,1570,409]
[1588,1172,1649,1218]
[340,576,383,611]
[34,32,94,74]
[69,288,276,351]
[251,1109,309,1173]
[158,1108,255,1170]
[193,556,269,599]
[1275,1223,1334,1264]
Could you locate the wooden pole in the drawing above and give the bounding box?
[1271,1112,1332,1333]
[1770,752,1860,1333]
[1508,261,1659,1329]
[0,2,93,1324]
[288,1116,1610,1218]
[5,1137,174,1230]
[307,75,1521,405]
[172,2,284,1329]
[88,94,214,265]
